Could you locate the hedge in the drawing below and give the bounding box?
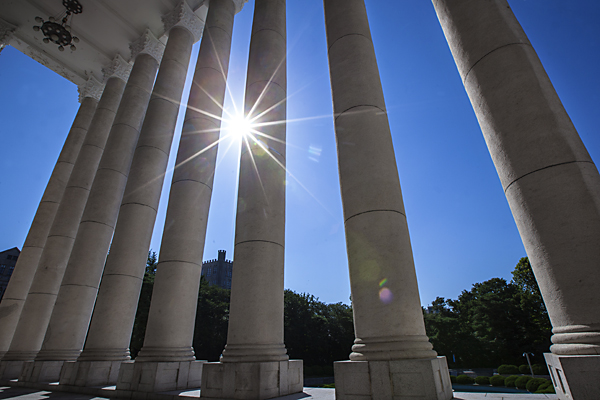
[475,376,490,385]
[515,375,532,390]
[504,375,519,387]
[527,378,550,392]
[489,375,506,387]
[456,375,475,384]
[497,364,519,375]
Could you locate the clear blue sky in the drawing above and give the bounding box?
[1,1,599,308]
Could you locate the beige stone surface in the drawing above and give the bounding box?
[1,76,125,366]
[201,360,302,400]
[334,357,452,400]
[133,0,236,367]
[323,0,435,365]
[116,360,204,393]
[544,353,600,400]
[432,0,600,358]
[20,360,64,383]
[0,97,97,360]
[59,360,122,387]
[34,50,160,365]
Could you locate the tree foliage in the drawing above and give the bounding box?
[130,257,355,368]
[423,257,551,368]
[129,251,158,358]
[284,290,354,367]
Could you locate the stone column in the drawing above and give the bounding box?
[17,35,163,385]
[0,78,101,362]
[112,2,207,393]
[0,56,129,380]
[201,1,302,399]
[322,1,451,399]
[431,1,600,398]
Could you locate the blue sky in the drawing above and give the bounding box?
[1,0,598,307]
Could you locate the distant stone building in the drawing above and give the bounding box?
[0,247,20,302]
[201,250,232,290]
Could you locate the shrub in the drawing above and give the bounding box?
[536,382,555,394]
[456,375,475,384]
[526,378,549,392]
[489,375,505,387]
[515,375,532,390]
[498,364,519,375]
[475,376,490,385]
[504,375,519,387]
[323,365,334,376]
[312,366,325,376]
[532,363,549,375]
[519,364,530,374]
[303,366,314,376]
[450,376,457,384]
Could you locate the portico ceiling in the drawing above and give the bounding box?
[0,0,245,86]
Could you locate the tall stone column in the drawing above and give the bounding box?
[0,78,101,362]
[0,56,129,380]
[201,1,302,399]
[322,1,451,399]
[431,1,600,398]
[17,34,163,386]
[111,1,207,393]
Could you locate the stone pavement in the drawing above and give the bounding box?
[0,386,559,400]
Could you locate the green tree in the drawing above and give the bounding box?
[192,276,231,361]
[423,257,551,367]
[129,251,157,358]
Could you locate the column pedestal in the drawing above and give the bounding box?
[544,353,600,400]
[334,358,451,400]
[0,360,23,381]
[20,360,63,383]
[116,360,205,392]
[59,360,122,387]
[201,360,302,400]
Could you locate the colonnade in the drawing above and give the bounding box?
[0,0,598,399]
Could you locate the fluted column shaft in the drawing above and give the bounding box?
[2,76,126,361]
[135,3,235,362]
[0,96,98,359]
[323,0,436,361]
[432,0,600,355]
[220,0,288,363]
[34,54,159,362]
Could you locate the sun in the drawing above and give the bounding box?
[227,114,253,139]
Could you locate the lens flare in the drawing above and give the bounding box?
[379,278,388,287]
[379,287,393,304]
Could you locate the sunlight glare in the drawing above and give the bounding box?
[227,114,252,139]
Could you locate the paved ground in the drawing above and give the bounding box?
[0,386,558,400]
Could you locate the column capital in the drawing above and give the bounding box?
[77,76,104,103]
[130,28,165,63]
[0,17,16,46]
[101,54,132,82]
[233,0,249,14]
[162,1,203,42]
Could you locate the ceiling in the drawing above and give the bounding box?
[0,0,246,86]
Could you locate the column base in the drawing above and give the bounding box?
[334,357,452,400]
[544,353,600,400]
[59,360,122,387]
[116,360,205,393]
[200,360,303,400]
[20,360,64,383]
[0,360,25,380]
